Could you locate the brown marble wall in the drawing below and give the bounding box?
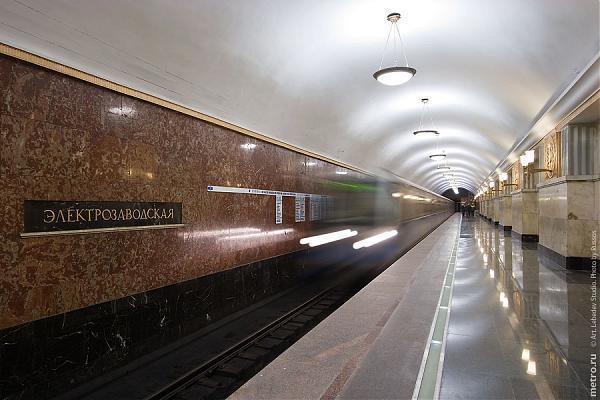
[0,54,450,331]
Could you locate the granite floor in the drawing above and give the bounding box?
[440,216,592,400]
[231,215,461,399]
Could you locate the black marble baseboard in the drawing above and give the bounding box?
[539,244,594,270]
[511,231,539,243]
[0,249,313,400]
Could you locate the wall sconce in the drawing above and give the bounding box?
[520,150,535,167]
[499,171,517,187]
[521,149,551,174]
[527,360,537,375]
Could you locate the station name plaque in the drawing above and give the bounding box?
[22,200,183,237]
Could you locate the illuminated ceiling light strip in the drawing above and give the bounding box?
[373,13,416,86]
[353,230,398,249]
[300,229,358,247]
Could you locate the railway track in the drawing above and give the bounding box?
[143,285,351,400]
[142,215,450,400]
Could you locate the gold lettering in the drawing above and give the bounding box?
[56,209,66,223]
[43,209,55,223]
[38,204,176,227]
[76,209,85,222]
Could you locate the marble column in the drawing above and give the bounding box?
[483,197,489,219]
[492,180,501,224]
[511,157,539,241]
[511,189,539,241]
[499,194,512,230]
[499,175,513,230]
[538,123,599,269]
[481,196,488,219]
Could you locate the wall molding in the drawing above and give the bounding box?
[481,53,600,189]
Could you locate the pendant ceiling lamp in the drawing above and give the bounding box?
[429,132,446,161]
[373,13,416,86]
[437,154,451,171]
[429,152,446,161]
[413,98,439,136]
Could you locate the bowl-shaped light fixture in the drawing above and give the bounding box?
[373,13,416,86]
[373,66,416,86]
[413,129,439,136]
[413,99,441,136]
[429,153,447,161]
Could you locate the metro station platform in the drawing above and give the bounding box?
[232,215,592,399]
[0,3,598,399]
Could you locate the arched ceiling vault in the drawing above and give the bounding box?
[1,0,598,193]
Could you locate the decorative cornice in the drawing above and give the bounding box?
[484,52,600,187]
[0,43,369,176]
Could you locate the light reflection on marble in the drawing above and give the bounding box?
[0,54,455,330]
[440,216,591,400]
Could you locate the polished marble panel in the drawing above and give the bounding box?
[493,198,500,222]
[538,179,598,258]
[512,192,524,233]
[440,217,592,400]
[0,54,453,332]
[500,195,512,228]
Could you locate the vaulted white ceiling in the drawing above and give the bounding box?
[1,0,598,193]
